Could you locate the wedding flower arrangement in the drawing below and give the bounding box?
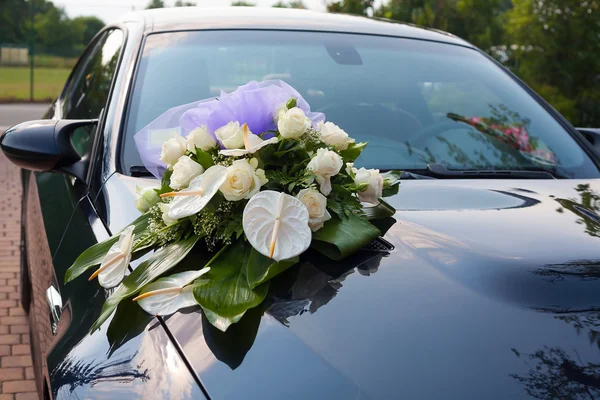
[64,80,400,332]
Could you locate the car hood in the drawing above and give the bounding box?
[102,176,600,399]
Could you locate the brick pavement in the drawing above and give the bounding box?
[0,154,39,400]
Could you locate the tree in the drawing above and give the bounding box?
[72,16,104,47]
[145,0,165,9]
[327,0,373,16]
[273,0,307,8]
[231,1,255,5]
[505,0,600,126]
[174,0,196,5]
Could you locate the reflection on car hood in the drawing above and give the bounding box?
[103,176,600,399]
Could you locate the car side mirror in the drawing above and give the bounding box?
[578,128,600,153]
[0,119,98,181]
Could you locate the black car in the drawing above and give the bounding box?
[2,7,600,400]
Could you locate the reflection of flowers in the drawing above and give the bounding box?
[460,115,557,165]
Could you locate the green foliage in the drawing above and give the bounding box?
[194,149,215,170]
[273,0,307,7]
[327,184,365,219]
[311,214,381,260]
[328,0,374,15]
[265,168,314,193]
[174,0,196,5]
[231,1,255,5]
[145,0,165,9]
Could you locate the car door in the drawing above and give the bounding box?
[22,28,124,398]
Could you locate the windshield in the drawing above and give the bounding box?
[122,30,599,179]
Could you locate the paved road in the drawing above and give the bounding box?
[0,104,43,400]
[0,104,50,132]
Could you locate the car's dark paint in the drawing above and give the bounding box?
[6,7,600,400]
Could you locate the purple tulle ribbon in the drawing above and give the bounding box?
[134,80,325,178]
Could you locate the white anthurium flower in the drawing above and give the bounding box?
[187,126,217,152]
[160,135,187,168]
[134,185,160,213]
[243,191,311,261]
[317,121,355,151]
[296,188,332,232]
[170,156,204,190]
[219,159,265,201]
[160,165,228,220]
[354,167,384,205]
[220,123,279,157]
[306,148,343,196]
[215,121,245,149]
[89,225,135,288]
[133,268,210,316]
[277,107,311,139]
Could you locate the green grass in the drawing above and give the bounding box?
[34,54,78,69]
[0,66,70,101]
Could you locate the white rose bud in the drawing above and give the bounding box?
[159,203,177,226]
[277,107,311,139]
[187,126,217,152]
[354,167,383,205]
[317,121,355,151]
[220,159,264,201]
[297,188,332,232]
[306,148,343,196]
[160,136,187,168]
[134,186,160,213]
[170,156,204,190]
[215,121,245,149]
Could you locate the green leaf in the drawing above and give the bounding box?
[382,170,402,197]
[382,184,400,197]
[340,141,367,163]
[246,248,298,289]
[195,149,215,170]
[362,199,396,220]
[64,213,152,284]
[311,214,381,260]
[286,97,297,109]
[90,235,201,332]
[106,294,154,357]
[193,240,269,331]
[201,303,263,370]
[157,169,174,195]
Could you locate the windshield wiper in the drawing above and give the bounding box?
[129,165,154,177]
[421,164,557,179]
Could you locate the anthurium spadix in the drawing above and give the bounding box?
[219,123,278,157]
[133,268,210,316]
[89,225,135,288]
[242,190,311,261]
[161,165,227,219]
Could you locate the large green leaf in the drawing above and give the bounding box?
[193,239,269,331]
[382,170,402,197]
[106,295,154,357]
[340,141,367,163]
[195,149,215,170]
[90,235,200,332]
[363,199,396,220]
[245,248,298,289]
[311,214,381,260]
[65,213,152,283]
[201,303,263,370]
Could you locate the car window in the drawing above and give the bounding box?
[122,30,599,179]
[62,29,123,157]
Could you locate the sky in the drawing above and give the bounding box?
[53,0,329,23]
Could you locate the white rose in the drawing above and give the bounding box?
[220,159,264,201]
[317,121,355,151]
[354,167,383,205]
[160,136,187,168]
[134,185,160,213]
[297,188,331,232]
[170,156,204,190]
[306,148,343,195]
[277,107,311,139]
[215,121,245,149]
[159,203,177,226]
[273,102,288,123]
[187,126,217,152]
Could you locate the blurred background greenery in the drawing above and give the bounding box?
[0,0,598,127]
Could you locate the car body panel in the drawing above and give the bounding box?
[98,173,600,399]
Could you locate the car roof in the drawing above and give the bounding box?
[115,7,473,48]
